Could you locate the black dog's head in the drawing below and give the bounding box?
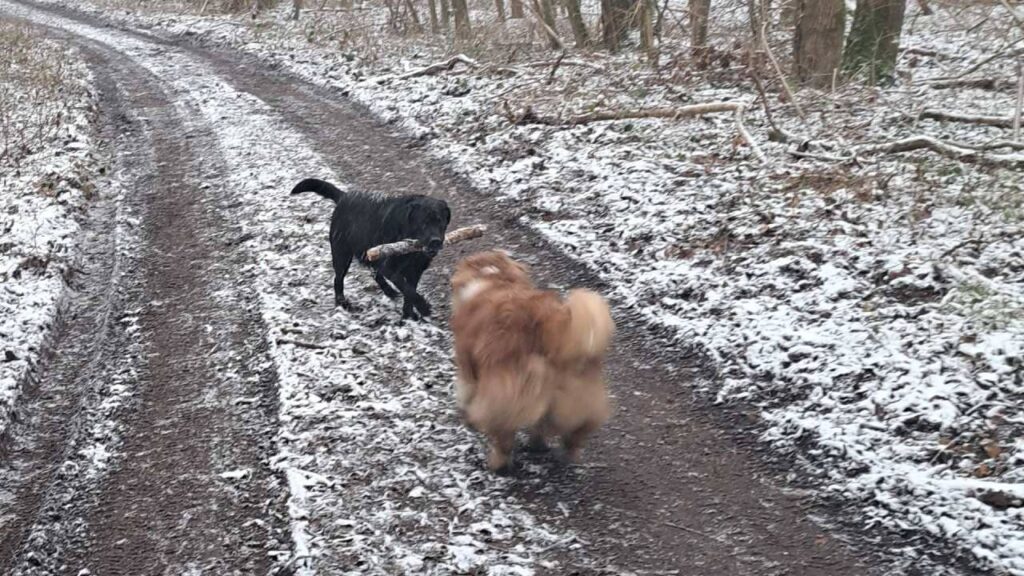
[384,196,452,258]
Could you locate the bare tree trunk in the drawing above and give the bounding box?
[405,0,425,32]
[842,0,907,84]
[601,0,632,50]
[440,0,451,28]
[793,0,845,88]
[640,0,657,66]
[495,0,507,22]
[689,0,711,48]
[452,0,471,38]
[427,0,440,32]
[290,0,301,19]
[748,0,768,46]
[532,0,563,49]
[510,0,524,18]
[564,0,590,47]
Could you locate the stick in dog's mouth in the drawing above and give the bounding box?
[364,225,487,262]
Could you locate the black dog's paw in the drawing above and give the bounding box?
[336,296,360,312]
[413,296,432,318]
[401,306,422,322]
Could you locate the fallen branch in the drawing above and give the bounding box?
[509,102,738,125]
[397,54,478,80]
[928,77,1014,90]
[364,225,486,262]
[520,59,605,72]
[919,109,1013,128]
[505,102,767,163]
[852,135,1024,168]
[947,139,1024,152]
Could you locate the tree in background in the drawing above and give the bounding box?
[843,0,908,84]
[601,0,633,50]
[793,0,845,88]
[451,0,471,38]
[564,0,590,47]
[689,0,711,50]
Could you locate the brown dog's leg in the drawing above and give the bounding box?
[563,421,600,463]
[487,431,516,473]
[525,419,551,453]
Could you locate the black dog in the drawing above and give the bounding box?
[291,178,451,320]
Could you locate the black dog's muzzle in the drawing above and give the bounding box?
[424,238,443,257]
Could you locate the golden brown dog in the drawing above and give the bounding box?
[450,251,614,472]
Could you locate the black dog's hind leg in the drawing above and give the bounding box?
[381,260,430,320]
[331,245,356,310]
[373,267,400,299]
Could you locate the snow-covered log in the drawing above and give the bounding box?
[364,225,486,262]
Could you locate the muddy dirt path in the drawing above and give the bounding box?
[0,24,286,576]
[190,50,879,576]
[0,2,953,575]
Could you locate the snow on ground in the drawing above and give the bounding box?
[0,5,579,572]
[0,20,99,436]
[12,0,1024,572]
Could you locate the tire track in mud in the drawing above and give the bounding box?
[0,24,287,576]
[0,3,935,575]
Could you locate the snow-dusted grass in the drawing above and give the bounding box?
[0,21,98,436]
[11,0,1024,572]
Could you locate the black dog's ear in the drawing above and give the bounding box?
[443,203,452,226]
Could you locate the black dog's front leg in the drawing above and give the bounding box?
[381,260,431,320]
[372,267,400,299]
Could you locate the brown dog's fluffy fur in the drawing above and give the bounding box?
[450,251,614,472]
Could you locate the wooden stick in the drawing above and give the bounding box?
[364,225,486,262]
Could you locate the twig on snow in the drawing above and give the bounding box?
[546,50,566,85]
[397,54,478,80]
[364,225,487,262]
[733,105,767,164]
[662,521,722,542]
[276,337,330,350]
[1014,58,1023,140]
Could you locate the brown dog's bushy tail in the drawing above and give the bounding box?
[547,289,615,364]
[290,178,343,203]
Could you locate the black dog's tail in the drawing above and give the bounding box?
[291,178,344,203]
